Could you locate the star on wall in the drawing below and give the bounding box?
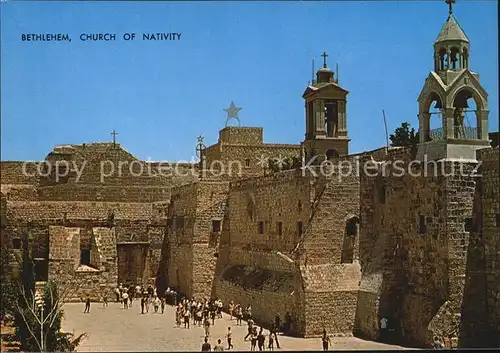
[256,154,269,168]
[224,101,242,120]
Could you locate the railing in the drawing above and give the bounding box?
[429,127,445,141]
[428,126,479,141]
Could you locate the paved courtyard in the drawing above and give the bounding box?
[62,302,411,351]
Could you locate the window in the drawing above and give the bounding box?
[346,219,358,236]
[12,238,21,249]
[80,249,91,266]
[212,220,221,233]
[496,214,500,227]
[378,184,386,204]
[297,221,303,237]
[34,259,48,282]
[464,218,473,232]
[419,215,427,234]
[245,159,250,168]
[276,221,283,236]
[258,221,264,234]
[176,216,185,229]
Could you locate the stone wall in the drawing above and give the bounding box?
[211,165,361,338]
[158,181,229,300]
[0,161,40,186]
[218,126,264,145]
[48,226,118,301]
[474,147,500,346]
[203,126,301,178]
[354,147,484,348]
[294,162,361,337]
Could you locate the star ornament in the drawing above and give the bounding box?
[256,154,269,168]
[224,101,242,119]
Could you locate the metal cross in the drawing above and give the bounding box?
[111,129,118,146]
[446,0,456,15]
[196,135,205,160]
[321,51,328,68]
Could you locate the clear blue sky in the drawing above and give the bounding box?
[1,1,498,162]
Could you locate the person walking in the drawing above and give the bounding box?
[228,301,234,320]
[83,296,91,313]
[236,305,243,326]
[379,316,388,343]
[161,297,166,314]
[244,317,255,340]
[102,293,108,308]
[226,327,234,350]
[184,308,191,329]
[321,329,331,351]
[122,291,129,309]
[269,324,280,349]
[203,317,211,337]
[257,328,266,351]
[268,330,275,351]
[250,328,258,351]
[114,287,121,302]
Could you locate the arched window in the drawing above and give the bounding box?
[341,216,360,263]
[438,48,447,70]
[450,47,460,69]
[462,48,469,69]
[325,149,340,160]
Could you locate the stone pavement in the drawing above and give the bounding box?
[62,302,411,351]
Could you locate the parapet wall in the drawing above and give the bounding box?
[0,161,40,185]
[218,126,263,145]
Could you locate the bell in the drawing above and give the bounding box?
[433,99,442,109]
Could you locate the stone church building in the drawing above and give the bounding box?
[1,2,498,348]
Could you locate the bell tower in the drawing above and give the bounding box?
[302,52,350,162]
[416,0,490,161]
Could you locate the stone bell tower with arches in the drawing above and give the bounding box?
[416,0,490,161]
[302,52,350,162]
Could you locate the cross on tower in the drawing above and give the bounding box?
[321,51,328,68]
[111,129,118,146]
[446,0,456,15]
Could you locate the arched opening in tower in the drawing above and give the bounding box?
[452,89,479,139]
[428,93,444,141]
[324,100,339,137]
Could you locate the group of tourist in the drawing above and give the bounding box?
[83,284,341,351]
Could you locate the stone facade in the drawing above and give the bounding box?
[202,126,301,178]
[355,146,499,348]
[2,3,498,348]
[0,142,196,300]
[158,164,362,337]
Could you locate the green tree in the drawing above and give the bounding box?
[389,122,419,147]
[13,228,87,352]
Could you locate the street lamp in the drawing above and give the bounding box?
[34,291,45,352]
